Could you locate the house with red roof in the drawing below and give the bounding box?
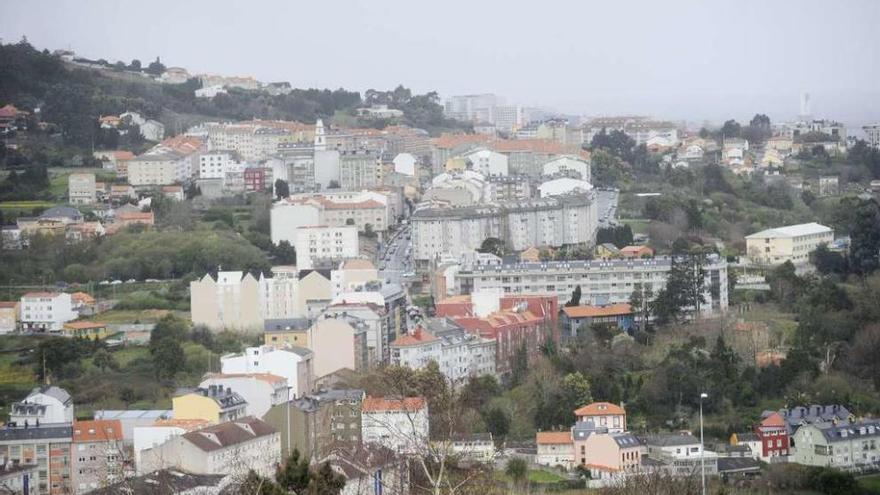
[561,303,634,337]
[72,419,125,491]
[574,402,627,433]
[754,412,789,460]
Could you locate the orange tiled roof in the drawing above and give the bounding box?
[390,327,438,347]
[113,151,135,160]
[73,420,123,443]
[23,292,60,298]
[761,412,786,428]
[204,372,287,385]
[341,259,375,270]
[536,431,573,445]
[362,396,426,413]
[0,302,18,309]
[574,402,626,417]
[562,304,632,319]
[117,211,154,222]
[71,292,96,305]
[438,295,471,304]
[584,463,621,473]
[430,133,492,150]
[620,245,653,255]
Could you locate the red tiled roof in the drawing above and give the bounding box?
[536,431,572,445]
[71,292,95,305]
[362,397,426,413]
[0,302,18,309]
[574,402,626,417]
[761,412,786,428]
[23,292,61,298]
[0,104,26,118]
[562,304,632,319]
[73,420,123,443]
[390,327,439,347]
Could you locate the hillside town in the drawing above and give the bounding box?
[2,4,880,494]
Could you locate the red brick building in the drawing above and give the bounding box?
[244,167,272,193]
[755,412,789,459]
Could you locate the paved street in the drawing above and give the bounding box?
[596,188,619,227]
[378,223,413,286]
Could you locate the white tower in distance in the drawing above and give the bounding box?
[314,119,326,151]
[799,92,812,121]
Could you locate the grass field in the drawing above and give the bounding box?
[0,200,56,211]
[620,218,650,234]
[860,474,880,493]
[494,468,568,484]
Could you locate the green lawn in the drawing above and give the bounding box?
[859,474,880,493]
[0,200,56,211]
[494,468,568,484]
[620,218,650,234]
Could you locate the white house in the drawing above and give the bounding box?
[464,149,509,177]
[138,417,281,478]
[536,431,575,469]
[132,418,210,470]
[293,225,360,270]
[195,85,228,99]
[361,397,429,455]
[19,292,77,332]
[9,385,74,425]
[199,373,289,418]
[542,155,591,181]
[220,346,314,399]
[140,120,165,142]
[538,177,593,198]
[199,151,239,179]
[745,222,834,266]
[392,153,417,176]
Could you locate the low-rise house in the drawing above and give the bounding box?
[576,427,643,478]
[199,373,288,419]
[445,433,494,463]
[642,433,718,477]
[536,431,575,468]
[0,301,19,334]
[108,210,155,233]
[71,419,125,494]
[138,417,281,478]
[132,418,211,470]
[729,432,762,461]
[221,345,314,399]
[791,420,880,470]
[88,469,229,495]
[172,385,248,423]
[62,321,109,340]
[619,245,654,258]
[754,412,789,461]
[263,389,364,460]
[561,304,634,338]
[318,444,409,495]
[574,402,627,434]
[68,173,97,205]
[9,386,75,425]
[595,243,621,258]
[361,397,428,455]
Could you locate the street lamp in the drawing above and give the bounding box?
[699,392,708,495]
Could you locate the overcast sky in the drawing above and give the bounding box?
[2,0,879,126]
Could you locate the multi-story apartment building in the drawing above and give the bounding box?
[361,397,429,455]
[745,222,833,266]
[243,166,272,192]
[71,420,124,494]
[138,417,281,479]
[542,156,591,181]
[322,303,391,367]
[67,174,96,205]
[189,268,303,331]
[198,151,239,179]
[263,389,365,460]
[390,318,496,383]
[773,119,847,143]
[863,123,880,149]
[339,149,381,189]
[411,194,598,265]
[293,225,359,270]
[451,255,729,314]
[444,94,498,122]
[207,123,297,162]
[19,292,77,332]
[486,175,533,202]
[0,386,75,495]
[271,191,392,244]
[463,149,509,177]
[127,151,191,186]
[221,345,314,399]
[791,420,880,470]
[0,301,19,334]
[307,316,370,378]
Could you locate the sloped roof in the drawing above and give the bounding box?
[563,304,632,319]
[745,222,832,239]
[574,402,625,417]
[390,327,439,347]
[73,420,123,443]
[181,417,276,452]
[536,431,572,444]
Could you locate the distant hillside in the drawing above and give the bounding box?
[0,39,466,151]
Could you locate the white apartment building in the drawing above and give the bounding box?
[271,191,392,244]
[207,123,293,162]
[494,105,524,133]
[68,173,97,205]
[139,417,281,478]
[199,151,239,179]
[745,222,833,266]
[390,319,495,383]
[392,153,416,176]
[411,194,598,264]
[340,150,381,190]
[294,225,359,270]
[9,385,75,425]
[220,345,314,399]
[189,268,303,331]
[863,123,880,149]
[361,397,429,455]
[127,151,191,186]
[791,421,880,470]
[463,149,509,177]
[19,292,77,332]
[452,255,729,314]
[444,94,498,122]
[199,373,289,418]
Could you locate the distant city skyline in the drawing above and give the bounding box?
[2,0,879,127]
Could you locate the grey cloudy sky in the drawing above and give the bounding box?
[2,0,879,125]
